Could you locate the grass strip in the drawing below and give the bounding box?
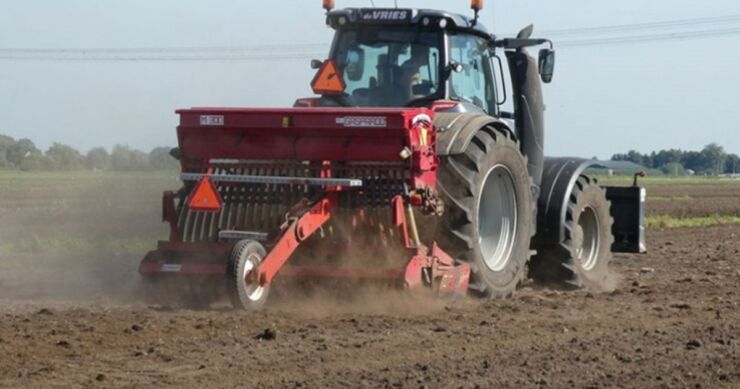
[647,215,740,229]
[591,175,740,186]
[648,195,694,202]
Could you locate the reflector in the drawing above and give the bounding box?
[311,60,346,95]
[188,177,222,211]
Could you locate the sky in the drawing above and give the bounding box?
[1,0,739,159]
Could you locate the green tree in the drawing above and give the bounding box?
[19,152,54,171]
[653,149,683,168]
[659,162,684,176]
[0,134,15,168]
[7,138,39,168]
[148,147,178,170]
[110,145,150,171]
[700,143,726,175]
[46,142,84,170]
[682,151,711,174]
[85,147,110,170]
[725,154,740,175]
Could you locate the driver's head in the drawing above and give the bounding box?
[345,49,363,81]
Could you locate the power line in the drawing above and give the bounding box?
[532,14,740,37]
[4,14,740,57]
[0,43,327,55]
[558,26,740,48]
[2,17,740,62]
[0,53,326,62]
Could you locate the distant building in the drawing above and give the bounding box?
[588,160,646,176]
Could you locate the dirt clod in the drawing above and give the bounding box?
[686,340,702,350]
[669,303,691,310]
[255,328,276,341]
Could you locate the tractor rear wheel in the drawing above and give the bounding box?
[530,175,615,289]
[227,240,270,310]
[436,126,535,298]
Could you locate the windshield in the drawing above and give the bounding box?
[332,28,442,107]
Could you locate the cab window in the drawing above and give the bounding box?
[449,33,497,113]
[333,28,441,107]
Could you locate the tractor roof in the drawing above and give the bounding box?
[326,8,491,39]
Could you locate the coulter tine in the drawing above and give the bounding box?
[182,206,193,242]
[192,211,203,243]
[239,167,249,230]
[244,166,255,231]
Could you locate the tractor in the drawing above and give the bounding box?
[139,1,646,309]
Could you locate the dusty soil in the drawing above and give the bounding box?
[0,175,738,388]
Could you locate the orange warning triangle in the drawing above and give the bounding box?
[311,60,346,95]
[188,177,222,211]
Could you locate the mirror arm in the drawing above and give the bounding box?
[493,55,508,106]
[494,38,553,50]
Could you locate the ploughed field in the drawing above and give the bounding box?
[0,172,738,388]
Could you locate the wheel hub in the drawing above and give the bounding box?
[478,165,518,272]
[242,253,266,302]
[575,206,600,271]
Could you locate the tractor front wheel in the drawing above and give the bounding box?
[436,126,535,298]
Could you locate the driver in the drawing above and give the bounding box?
[400,45,430,101]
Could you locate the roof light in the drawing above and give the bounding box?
[471,0,484,12]
[422,17,431,26]
[338,16,347,25]
[323,0,335,11]
[439,19,448,29]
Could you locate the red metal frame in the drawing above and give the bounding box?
[143,106,470,298]
[255,193,337,285]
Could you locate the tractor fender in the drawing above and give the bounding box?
[434,112,516,156]
[536,157,599,247]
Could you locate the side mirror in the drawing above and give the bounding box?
[538,48,555,83]
[310,59,323,69]
[447,62,464,74]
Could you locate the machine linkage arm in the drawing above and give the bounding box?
[255,193,337,286]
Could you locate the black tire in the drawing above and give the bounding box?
[436,126,535,298]
[227,240,270,310]
[530,175,615,289]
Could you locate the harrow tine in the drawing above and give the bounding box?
[244,166,256,231]
[235,167,246,232]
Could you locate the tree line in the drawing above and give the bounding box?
[0,134,178,171]
[612,143,739,176]
[3,134,737,175]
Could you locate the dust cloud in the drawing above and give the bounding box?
[0,173,170,303]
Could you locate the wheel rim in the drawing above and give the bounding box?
[575,206,600,271]
[478,164,518,272]
[242,252,265,302]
